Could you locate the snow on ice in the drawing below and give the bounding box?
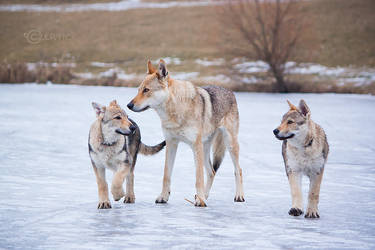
[0,0,214,12]
[195,58,225,67]
[0,84,374,249]
[90,62,116,68]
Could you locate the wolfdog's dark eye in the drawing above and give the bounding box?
[114,116,121,120]
[287,120,294,124]
[143,88,149,93]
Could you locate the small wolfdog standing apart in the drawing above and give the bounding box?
[273,100,329,218]
[88,100,165,209]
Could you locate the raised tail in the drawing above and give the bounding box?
[212,130,226,173]
[139,141,166,156]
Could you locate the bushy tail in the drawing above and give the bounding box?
[212,130,226,173]
[139,141,166,156]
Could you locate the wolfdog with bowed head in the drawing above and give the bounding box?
[88,100,165,209]
[273,100,329,218]
[127,59,245,207]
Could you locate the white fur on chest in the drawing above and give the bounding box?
[163,126,198,145]
[90,141,128,171]
[162,123,215,146]
[286,146,324,176]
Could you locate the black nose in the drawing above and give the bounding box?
[127,102,134,110]
[273,129,279,135]
[130,125,136,132]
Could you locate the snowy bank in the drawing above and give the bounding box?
[0,0,215,12]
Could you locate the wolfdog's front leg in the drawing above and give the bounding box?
[193,138,207,207]
[155,139,178,204]
[288,171,303,216]
[124,169,135,203]
[111,164,130,201]
[92,164,111,209]
[305,169,324,218]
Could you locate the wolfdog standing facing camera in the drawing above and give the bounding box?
[273,100,329,218]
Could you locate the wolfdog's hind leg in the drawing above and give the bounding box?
[223,128,245,202]
[203,142,215,199]
[111,165,130,201]
[305,169,324,218]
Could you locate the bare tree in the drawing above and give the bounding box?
[218,0,308,92]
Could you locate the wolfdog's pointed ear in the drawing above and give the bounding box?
[147,59,156,74]
[92,102,106,117]
[299,99,311,118]
[157,59,168,79]
[287,100,298,111]
[109,100,117,107]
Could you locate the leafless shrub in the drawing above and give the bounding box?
[218,0,311,92]
[0,62,73,84]
[0,62,35,83]
[35,63,73,84]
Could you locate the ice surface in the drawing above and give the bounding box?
[0,84,374,249]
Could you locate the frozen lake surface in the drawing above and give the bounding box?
[0,84,374,249]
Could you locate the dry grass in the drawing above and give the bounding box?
[0,0,374,93]
[2,62,374,94]
[304,0,375,67]
[0,7,220,74]
[1,0,374,67]
[0,62,73,84]
[0,63,35,83]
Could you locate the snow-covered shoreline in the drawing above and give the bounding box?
[78,58,375,86]
[7,58,375,88]
[0,0,215,12]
